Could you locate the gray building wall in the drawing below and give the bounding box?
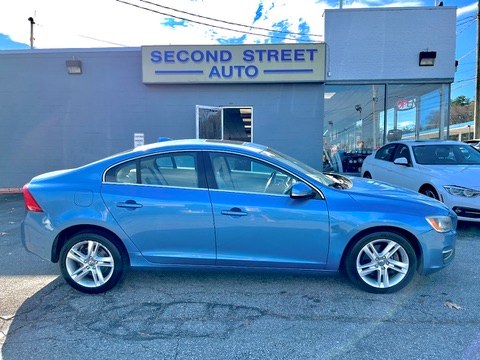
[325,7,456,82]
[0,48,324,188]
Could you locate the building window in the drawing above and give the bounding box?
[196,105,253,142]
[385,84,450,141]
[324,83,451,174]
[324,84,385,174]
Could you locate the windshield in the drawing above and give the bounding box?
[261,148,335,186]
[413,144,480,165]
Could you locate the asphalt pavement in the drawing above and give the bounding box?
[1,194,479,360]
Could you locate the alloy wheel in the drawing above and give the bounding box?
[65,240,115,288]
[356,239,409,289]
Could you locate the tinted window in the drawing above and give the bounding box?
[209,153,298,195]
[393,145,411,163]
[155,154,195,169]
[141,152,199,188]
[105,160,137,184]
[413,145,480,165]
[105,152,200,188]
[375,144,397,162]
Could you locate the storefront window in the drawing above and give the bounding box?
[385,84,450,141]
[323,84,385,173]
[324,83,450,174]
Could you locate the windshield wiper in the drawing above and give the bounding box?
[324,173,351,189]
[328,182,348,189]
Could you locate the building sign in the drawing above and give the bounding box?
[396,98,416,111]
[134,133,144,148]
[142,43,325,84]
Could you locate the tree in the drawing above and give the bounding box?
[451,95,472,107]
[450,96,474,125]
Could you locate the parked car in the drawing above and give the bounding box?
[464,139,480,150]
[22,139,456,294]
[362,140,480,222]
[328,148,373,174]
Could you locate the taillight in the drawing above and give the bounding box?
[22,184,43,212]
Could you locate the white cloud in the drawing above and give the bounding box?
[457,2,477,17]
[345,0,423,8]
[0,0,471,49]
[0,0,331,48]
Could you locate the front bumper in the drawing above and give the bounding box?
[418,228,456,275]
[451,206,480,221]
[442,193,480,222]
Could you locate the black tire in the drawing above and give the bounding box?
[345,232,417,294]
[363,172,372,179]
[420,185,439,200]
[59,232,126,294]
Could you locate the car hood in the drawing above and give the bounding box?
[416,165,480,188]
[344,176,450,210]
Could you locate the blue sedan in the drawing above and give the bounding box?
[22,139,457,294]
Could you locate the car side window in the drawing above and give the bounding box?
[393,145,411,163]
[209,153,297,195]
[105,160,137,184]
[375,144,397,162]
[140,152,199,188]
[104,152,201,188]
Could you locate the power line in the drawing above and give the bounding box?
[457,15,476,25]
[36,23,128,47]
[458,48,476,61]
[454,77,476,84]
[116,0,319,42]
[457,18,476,35]
[77,34,128,47]
[452,82,476,91]
[139,0,323,38]
[456,68,477,75]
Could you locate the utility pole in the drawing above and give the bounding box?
[475,0,480,138]
[28,17,35,49]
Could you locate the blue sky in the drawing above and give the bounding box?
[0,0,477,100]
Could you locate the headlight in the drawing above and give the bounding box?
[444,185,480,198]
[426,216,453,233]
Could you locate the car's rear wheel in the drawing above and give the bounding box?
[345,232,417,293]
[59,232,126,294]
[363,172,372,179]
[420,185,439,200]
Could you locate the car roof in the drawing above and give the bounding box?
[84,139,268,168]
[387,140,468,147]
[70,139,271,176]
[132,138,267,154]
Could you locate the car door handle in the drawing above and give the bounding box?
[116,200,143,209]
[221,207,247,216]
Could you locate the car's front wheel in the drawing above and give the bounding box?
[419,185,439,200]
[345,232,417,293]
[59,232,126,294]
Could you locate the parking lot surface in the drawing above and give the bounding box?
[1,194,479,360]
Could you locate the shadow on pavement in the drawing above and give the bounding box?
[2,270,352,359]
[0,194,58,277]
[2,260,479,359]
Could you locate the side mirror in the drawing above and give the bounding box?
[393,157,409,166]
[290,182,316,199]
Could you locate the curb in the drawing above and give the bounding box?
[0,188,22,195]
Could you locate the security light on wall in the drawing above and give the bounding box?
[66,59,82,74]
[419,51,436,66]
